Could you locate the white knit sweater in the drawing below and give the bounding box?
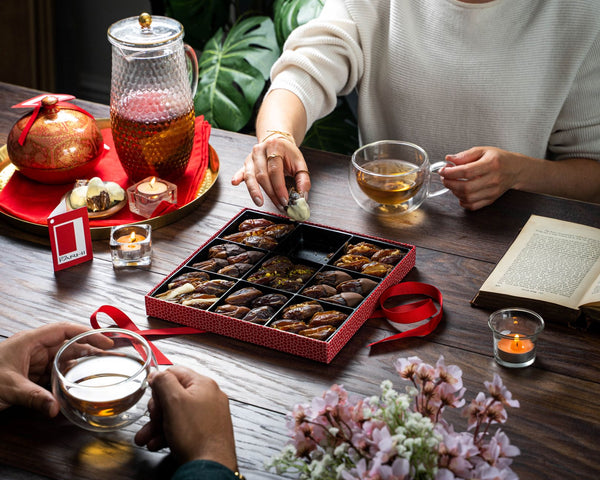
[269,0,600,164]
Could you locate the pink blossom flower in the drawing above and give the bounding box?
[435,356,464,393]
[436,424,479,477]
[463,391,489,430]
[270,356,520,480]
[393,356,423,381]
[485,375,520,408]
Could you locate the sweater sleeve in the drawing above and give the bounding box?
[548,29,600,161]
[172,460,237,480]
[268,0,364,130]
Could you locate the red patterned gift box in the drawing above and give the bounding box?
[145,209,416,363]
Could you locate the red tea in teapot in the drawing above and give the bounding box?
[108,13,199,183]
[111,91,195,182]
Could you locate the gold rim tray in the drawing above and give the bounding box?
[0,119,219,240]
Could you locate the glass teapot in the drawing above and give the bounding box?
[107,13,198,182]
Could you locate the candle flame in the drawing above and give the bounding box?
[513,334,520,348]
[129,232,136,243]
[149,177,156,189]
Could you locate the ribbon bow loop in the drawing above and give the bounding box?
[90,305,204,365]
[368,282,443,347]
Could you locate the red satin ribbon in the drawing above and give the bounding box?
[12,94,97,146]
[368,282,443,347]
[90,305,205,365]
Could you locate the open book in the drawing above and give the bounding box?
[471,215,600,324]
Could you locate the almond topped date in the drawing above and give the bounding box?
[167,271,210,289]
[301,284,337,299]
[224,287,263,306]
[271,319,306,333]
[336,278,378,295]
[238,218,274,231]
[322,292,363,307]
[345,241,379,258]
[251,293,288,309]
[214,304,251,319]
[241,235,278,250]
[282,300,324,321]
[242,306,275,324]
[334,254,371,271]
[371,248,405,265]
[208,243,247,259]
[313,270,353,287]
[217,263,253,278]
[361,261,393,277]
[308,310,348,327]
[194,279,235,296]
[192,258,229,272]
[298,325,336,340]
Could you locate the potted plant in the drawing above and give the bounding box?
[154,0,358,154]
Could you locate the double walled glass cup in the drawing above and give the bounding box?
[52,328,157,432]
[349,140,454,215]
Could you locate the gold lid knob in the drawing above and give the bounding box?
[138,12,152,29]
[41,95,58,107]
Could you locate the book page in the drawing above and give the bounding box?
[480,215,600,309]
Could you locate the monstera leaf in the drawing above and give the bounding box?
[274,0,325,47]
[164,0,230,51]
[303,97,358,155]
[194,16,280,131]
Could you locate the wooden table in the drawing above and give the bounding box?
[0,82,598,480]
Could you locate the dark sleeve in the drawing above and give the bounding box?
[172,460,237,480]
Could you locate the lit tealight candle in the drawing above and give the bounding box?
[497,334,534,361]
[137,177,168,196]
[127,176,177,219]
[116,231,146,250]
[110,224,152,268]
[489,308,544,368]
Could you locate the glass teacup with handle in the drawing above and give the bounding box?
[349,140,455,215]
[51,328,157,432]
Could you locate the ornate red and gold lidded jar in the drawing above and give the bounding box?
[7,95,104,184]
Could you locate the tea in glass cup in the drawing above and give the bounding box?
[349,141,454,215]
[52,328,157,432]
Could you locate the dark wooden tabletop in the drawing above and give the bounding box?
[0,82,598,480]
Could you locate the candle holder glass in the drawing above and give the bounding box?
[127,176,177,218]
[488,308,544,368]
[110,224,152,268]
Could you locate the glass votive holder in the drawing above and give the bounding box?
[110,224,152,268]
[127,176,177,218]
[488,308,544,368]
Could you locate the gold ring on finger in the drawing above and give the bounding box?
[294,169,310,177]
[267,153,282,162]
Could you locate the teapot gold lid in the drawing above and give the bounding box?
[107,13,184,49]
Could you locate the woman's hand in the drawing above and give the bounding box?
[231,88,311,210]
[441,146,524,210]
[232,133,311,210]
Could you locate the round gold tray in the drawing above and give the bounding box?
[0,119,219,240]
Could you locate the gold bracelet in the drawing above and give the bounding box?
[260,129,295,145]
[234,471,246,480]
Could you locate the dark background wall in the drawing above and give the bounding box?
[1,0,151,104]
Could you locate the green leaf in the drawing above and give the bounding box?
[303,98,358,155]
[164,0,231,51]
[273,0,325,47]
[194,16,281,131]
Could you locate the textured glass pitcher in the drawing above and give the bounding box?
[108,13,198,182]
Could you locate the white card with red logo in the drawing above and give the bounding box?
[48,206,93,271]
